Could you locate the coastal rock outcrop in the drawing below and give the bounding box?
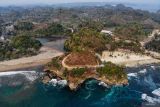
[42,52,128,90]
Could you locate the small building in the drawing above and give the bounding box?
[0,36,5,41]
[6,25,14,33]
[101,30,113,36]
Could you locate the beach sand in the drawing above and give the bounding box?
[101,51,160,67]
[0,39,65,72]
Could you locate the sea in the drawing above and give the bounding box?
[0,64,160,107]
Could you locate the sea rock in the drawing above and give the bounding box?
[42,75,51,84]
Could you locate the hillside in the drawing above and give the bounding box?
[0,4,160,29]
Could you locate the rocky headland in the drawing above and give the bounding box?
[43,51,128,90]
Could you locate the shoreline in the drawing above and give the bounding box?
[0,38,65,72]
[0,50,160,72]
[1,57,159,72]
[100,51,160,68]
[0,49,64,72]
[122,59,160,67]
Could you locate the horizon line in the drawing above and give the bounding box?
[0,1,158,7]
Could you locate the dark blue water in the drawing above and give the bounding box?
[0,65,160,107]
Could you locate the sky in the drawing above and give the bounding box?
[0,0,159,6]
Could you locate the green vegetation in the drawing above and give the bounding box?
[145,33,160,53]
[70,68,86,77]
[64,27,144,53]
[11,35,42,51]
[14,21,33,31]
[97,62,127,79]
[47,57,62,70]
[114,23,151,41]
[64,28,112,53]
[35,23,68,37]
[78,20,104,32]
[111,40,144,53]
[62,67,86,78]
[0,35,42,61]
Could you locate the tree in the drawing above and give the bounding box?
[78,20,104,32]
[64,28,109,53]
[35,23,66,37]
[14,21,33,31]
[11,35,42,52]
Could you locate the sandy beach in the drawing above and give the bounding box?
[0,37,160,72]
[0,39,65,72]
[101,51,160,67]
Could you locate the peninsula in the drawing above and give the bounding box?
[42,27,160,90]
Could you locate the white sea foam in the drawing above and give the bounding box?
[49,79,57,86]
[0,71,39,82]
[57,80,67,87]
[49,79,67,87]
[127,73,138,77]
[141,94,160,104]
[139,69,147,74]
[98,82,109,88]
[151,66,156,70]
[152,88,160,97]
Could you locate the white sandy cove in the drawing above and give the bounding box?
[101,51,160,67]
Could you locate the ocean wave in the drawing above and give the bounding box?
[127,73,138,79]
[152,88,160,97]
[151,66,156,70]
[141,93,160,104]
[0,71,40,82]
[139,69,147,74]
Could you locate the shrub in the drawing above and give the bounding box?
[11,35,42,51]
[97,62,127,79]
[35,23,67,36]
[70,68,86,77]
[47,57,62,70]
[15,21,33,31]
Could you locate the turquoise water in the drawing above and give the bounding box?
[0,65,160,107]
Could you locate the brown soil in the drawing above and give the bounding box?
[64,51,98,66]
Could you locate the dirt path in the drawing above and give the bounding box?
[62,54,99,70]
[140,29,159,46]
